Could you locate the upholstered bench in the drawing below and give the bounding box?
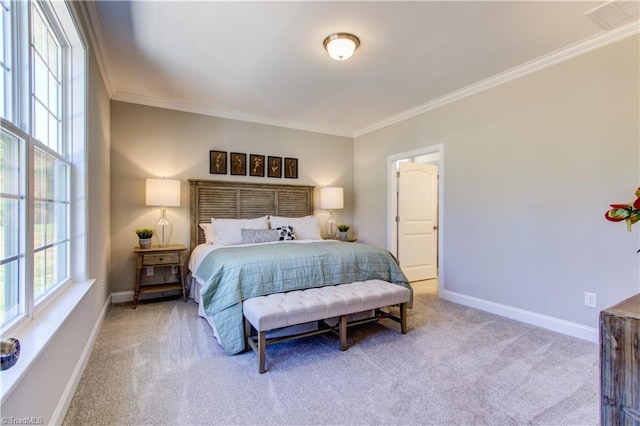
[243,279,411,373]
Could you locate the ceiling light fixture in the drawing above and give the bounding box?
[323,32,360,61]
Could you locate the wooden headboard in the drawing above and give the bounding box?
[189,179,315,250]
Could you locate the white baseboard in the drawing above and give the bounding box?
[50,295,110,425]
[442,290,599,343]
[111,290,134,304]
[110,289,182,304]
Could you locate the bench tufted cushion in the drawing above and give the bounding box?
[243,280,411,332]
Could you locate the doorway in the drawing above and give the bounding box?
[387,145,444,296]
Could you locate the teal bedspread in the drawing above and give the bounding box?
[196,241,411,355]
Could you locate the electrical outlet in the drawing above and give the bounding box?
[584,292,597,308]
[171,266,177,274]
[147,266,154,276]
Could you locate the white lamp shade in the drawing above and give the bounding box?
[320,187,344,210]
[146,178,181,207]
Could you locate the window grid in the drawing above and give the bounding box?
[33,147,68,301]
[30,1,62,155]
[0,0,75,329]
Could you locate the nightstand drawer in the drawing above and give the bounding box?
[142,252,179,265]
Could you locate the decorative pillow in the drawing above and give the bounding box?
[211,216,269,245]
[275,226,295,241]
[198,223,215,244]
[241,229,281,244]
[269,215,321,240]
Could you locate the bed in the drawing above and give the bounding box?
[187,179,412,355]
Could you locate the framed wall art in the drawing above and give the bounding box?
[210,150,227,174]
[284,157,298,179]
[230,152,247,176]
[249,154,265,177]
[267,156,282,178]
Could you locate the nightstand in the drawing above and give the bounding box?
[133,244,187,308]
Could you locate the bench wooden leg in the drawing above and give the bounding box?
[340,315,348,351]
[400,303,407,334]
[244,318,252,352]
[258,330,266,374]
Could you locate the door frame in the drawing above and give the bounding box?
[387,144,444,296]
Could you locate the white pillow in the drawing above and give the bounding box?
[211,216,269,245]
[269,215,321,240]
[198,223,215,244]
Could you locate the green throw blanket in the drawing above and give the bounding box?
[197,241,411,355]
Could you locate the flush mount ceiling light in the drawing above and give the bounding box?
[323,32,360,61]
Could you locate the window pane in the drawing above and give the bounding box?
[48,73,58,113]
[0,261,19,326]
[0,128,19,194]
[1,128,22,327]
[33,245,63,301]
[34,201,45,248]
[0,0,11,121]
[0,3,5,63]
[33,100,48,144]
[34,53,48,106]
[48,114,58,151]
[34,148,44,199]
[47,33,58,77]
[33,249,44,299]
[32,5,46,57]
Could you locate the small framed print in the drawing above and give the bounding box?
[230,152,247,176]
[284,157,298,179]
[210,150,227,174]
[267,156,282,178]
[249,154,265,177]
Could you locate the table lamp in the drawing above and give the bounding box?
[146,178,180,247]
[320,187,343,239]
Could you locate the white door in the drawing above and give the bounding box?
[397,162,438,281]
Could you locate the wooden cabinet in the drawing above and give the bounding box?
[133,244,187,308]
[600,293,640,425]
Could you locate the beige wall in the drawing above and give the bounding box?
[109,102,353,293]
[354,37,640,328]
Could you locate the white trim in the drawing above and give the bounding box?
[88,18,638,139]
[387,144,445,298]
[354,20,640,137]
[111,290,134,304]
[75,1,115,96]
[110,290,182,304]
[443,290,599,343]
[111,91,354,139]
[50,295,110,426]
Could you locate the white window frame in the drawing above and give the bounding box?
[1,0,85,334]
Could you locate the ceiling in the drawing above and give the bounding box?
[87,1,634,137]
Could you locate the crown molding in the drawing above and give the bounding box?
[101,17,638,140]
[76,1,115,97]
[110,91,354,139]
[353,19,640,138]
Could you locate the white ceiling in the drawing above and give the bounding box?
[87,1,633,137]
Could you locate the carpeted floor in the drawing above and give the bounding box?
[64,280,599,425]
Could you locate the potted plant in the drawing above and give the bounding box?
[337,224,350,240]
[135,228,154,249]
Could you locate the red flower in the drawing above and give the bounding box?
[605,188,640,231]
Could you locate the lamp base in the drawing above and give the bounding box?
[327,210,337,239]
[156,207,173,247]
